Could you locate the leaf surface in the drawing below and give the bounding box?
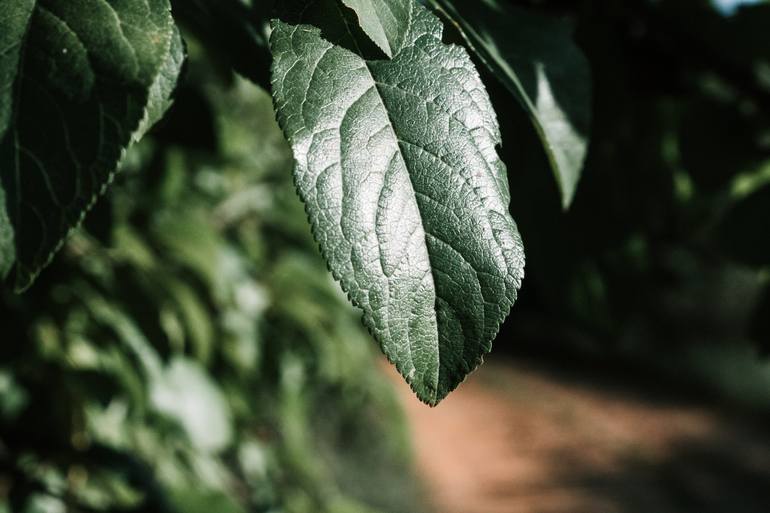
[431,0,591,208]
[0,0,183,289]
[270,0,524,404]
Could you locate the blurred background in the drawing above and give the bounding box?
[1,0,770,512]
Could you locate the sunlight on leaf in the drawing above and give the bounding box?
[271,0,524,405]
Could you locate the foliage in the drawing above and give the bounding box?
[271,0,524,404]
[0,73,422,512]
[0,0,594,404]
[495,0,770,406]
[2,0,770,510]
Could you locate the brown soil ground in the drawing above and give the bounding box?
[390,356,770,513]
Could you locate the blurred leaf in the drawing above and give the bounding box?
[72,469,145,510]
[24,495,64,513]
[150,357,233,453]
[152,209,226,294]
[163,277,215,364]
[271,0,524,404]
[169,488,245,513]
[0,369,28,419]
[0,0,182,290]
[431,0,592,208]
[85,401,130,448]
[86,295,164,378]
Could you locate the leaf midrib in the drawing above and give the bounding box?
[332,0,442,397]
[332,0,505,400]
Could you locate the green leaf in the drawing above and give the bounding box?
[150,357,233,453]
[0,0,183,290]
[430,0,591,208]
[270,0,524,405]
[340,0,410,58]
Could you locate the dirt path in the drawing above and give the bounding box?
[391,357,770,513]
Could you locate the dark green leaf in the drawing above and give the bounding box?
[270,0,525,405]
[0,0,183,290]
[430,0,592,208]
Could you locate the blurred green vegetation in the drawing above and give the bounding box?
[0,46,423,513]
[495,0,770,412]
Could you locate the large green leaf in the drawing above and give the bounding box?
[0,0,183,290]
[430,0,591,209]
[270,0,524,405]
